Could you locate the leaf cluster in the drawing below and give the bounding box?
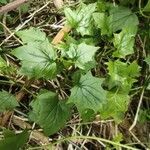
[1,1,150,141]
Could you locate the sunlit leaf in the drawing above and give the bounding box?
[106,60,140,92]
[65,3,96,36]
[66,43,99,70]
[16,27,46,43]
[113,27,137,58]
[13,33,57,79]
[100,91,130,123]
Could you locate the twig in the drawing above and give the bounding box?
[139,0,150,19]
[0,22,23,45]
[129,88,145,131]
[46,136,139,150]
[53,0,63,9]
[0,1,51,46]
[129,130,147,149]
[52,25,71,45]
[0,0,28,14]
[12,115,50,145]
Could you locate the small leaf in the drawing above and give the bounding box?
[138,110,150,123]
[145,56,150,65]
[112,133,123,149]
[64,8,78,28]
[113,27,137,58]
[93,12,110,35]
[0,0,8,4]
[29,90,71,135]
[16,27,46,43]
[13,39,57,79]
[68,72,107,114]
[108,6,139,33]
[65,3,96,36]
[127,61,140,77]
[80,109,95,122]
[147,83,150,90]
[0,130,29,150]
[3,129,15,138]
[18,3,30,14]
[106,60,140,92]
[0,56,6,68]
[76,3,96,36]
[100,92,130,123]
[66,43,99,70]
[0,91,19,112]
[143,0,150,12]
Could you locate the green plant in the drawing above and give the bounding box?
[11,2,140,133]
[0,0,150,149]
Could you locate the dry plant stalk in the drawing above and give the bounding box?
[52,25,71,45]
[53,0,63,9]
[0,0,28,14]
[13,116,50,145]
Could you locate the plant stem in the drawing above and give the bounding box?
[28,135,140,150]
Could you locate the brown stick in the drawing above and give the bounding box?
[12,116,50,145]
[0,0,28,14]
[52,25,71,45]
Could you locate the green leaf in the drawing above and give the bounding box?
[80,109,95,122]
[100,91,130,123]
[138,109,150,123]
[93,12,110,35]
[112,133,123,149]
[0,130,29,150]
[127,61,141,77]
[68,72,107,114]
[65,3,96,36]
[64,8,78,28]
[3,129,15,138]
[16,27,46,43]
[0,56,6,68]
[13,39,57,79]
[147,83,150,90]
[0,56,16,75]
[106,60,140,92]
[145,56,150,65]
[97,1,108,12]
[113,27,137,58]
[143,0,150,12]
[0,0,8,4]
[29,90,71,136]
[0,91,19,112]
[13,28,57,79]
[108,6,139,33]
[66,43,99,70]
[18,3,30,14]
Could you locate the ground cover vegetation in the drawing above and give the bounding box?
[0,0,150,149]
